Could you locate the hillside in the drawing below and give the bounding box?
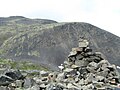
[0,16,120,70]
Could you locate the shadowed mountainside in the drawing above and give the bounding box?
[0,16,120,70]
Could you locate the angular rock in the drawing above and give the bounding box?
[15,80,24,88]
[67,83,79,90]
[76,54,84,60]
[71,65,80,69]
[23,77,35,89]
[86,62,98,73]
[96,76,105,82]
[78,79,84,85]
[94,82,105,90]
[40,83,46,89]
[79,39,89,48]
[68,51,77,57]
[84,47,92,52]
[84,73,95,84]
[68,48,79,57]
[56,73,65,82]
[0,68,7,75]
[30,85,40,90]
[97,69,109,77]
[0,86,10,90]
[46,83,63,90]
[5,70,23,80]
[0,75,13,86]
[33,77,42,84]
[64,68,74,73]
[75,59,89,67]
[40,71,49,77]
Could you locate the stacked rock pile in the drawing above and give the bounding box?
[0,38,120,90]
[56,38,120,89]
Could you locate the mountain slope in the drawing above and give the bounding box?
[0,16,120,70]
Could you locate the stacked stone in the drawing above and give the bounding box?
[57,38,120,90]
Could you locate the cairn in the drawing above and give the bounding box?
[56,38,120,89]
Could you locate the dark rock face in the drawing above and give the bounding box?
[5,70,23,80]
[0,75,13,86]
[0,17,120,70]
[0,70,24,86]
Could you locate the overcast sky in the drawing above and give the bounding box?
[0,0,120,37]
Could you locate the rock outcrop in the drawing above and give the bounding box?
[0,39,120,90]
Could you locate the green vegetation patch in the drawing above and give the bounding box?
[0,58,48,71]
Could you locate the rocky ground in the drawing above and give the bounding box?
[0,38,120,90]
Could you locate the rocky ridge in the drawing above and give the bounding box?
[0,39,120,90]
[1,21,120,70]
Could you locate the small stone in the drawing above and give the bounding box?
[23,77,34,89]
[15,80,24,88]
[67,83,79,89]
[110,79,116,85]
[98,60,110,68]
[94,82,105,89]
[48,72,57,81]
[56,73,65,82]
[75,77,79,82]
[79,67,88,75]
[97,69,109,77]
[30,85,40,90]
[87,84,95,89]
[84,73,95,84]
[96,76,105,82]
[34,78,42,84]
[81,85,89,90]
[79,39,89,48]
[72,47,83,52]
[95,52,105,59]
[75,59,89,67]
[10,83,16,87]
[58,64,64,71]
[100,63,108,70]
[40,71,49,77]
[0,68,7,75]
[46,83,63,90]
[40,83,46,89]
[96,86,106,90]
[68,51,77,57]
[107,65,116,71]
[64,69,76,78]
[64,68,74,73]
[84,47,92,52]
[71,64,80,69]
[78,79,84,85]
[86,62,98,73]
[76,54,84,60]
